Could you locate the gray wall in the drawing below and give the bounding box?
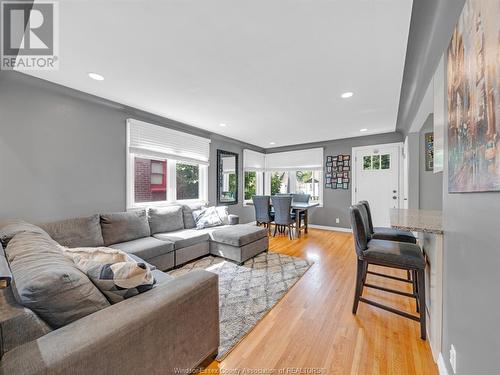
[267,132,403,228]
[0,71,262,223]
[440,67,500,373]
[419,114,443,210]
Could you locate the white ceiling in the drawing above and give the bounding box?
[23,0,413,148]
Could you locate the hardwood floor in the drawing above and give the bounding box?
[206,228,437,375]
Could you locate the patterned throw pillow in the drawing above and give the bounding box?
[193,206,223,229]
[63,246,156,304]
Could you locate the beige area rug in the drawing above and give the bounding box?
[168,251,312,360]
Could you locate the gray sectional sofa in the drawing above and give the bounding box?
[0,203,269,375]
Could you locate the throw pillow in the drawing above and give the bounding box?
[63,246,156,304]
[215,206,230,225]
[194,206,223,229]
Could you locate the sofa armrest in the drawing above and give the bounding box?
[0,243,11,288]
[228,214,239,225]
[0,270,219,375]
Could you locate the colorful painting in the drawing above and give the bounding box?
[447,0,500,192]
[425,132,434,171]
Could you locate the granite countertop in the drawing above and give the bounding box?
[390,208,443,234]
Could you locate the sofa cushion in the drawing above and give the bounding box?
[109,237,174,261]
[210,225,268,247]
[39,214,104,248]
[0,287,52,357]
[181,202,207,229]
[4,231,110,328]
[100,210,151,246]
[148,206,184,234]
[153,229,210,250]
[0,219,49,247]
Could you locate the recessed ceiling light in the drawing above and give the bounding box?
[360,128,368,132]
[341,92,354,98]
[269,142,276,145]
[219,123,227,127]
[88,72,104,81]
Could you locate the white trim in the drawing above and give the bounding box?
[437,353,450,375]
[351,142,404,206]
[308,224,352,233]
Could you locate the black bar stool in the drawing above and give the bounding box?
[349,203,426,340]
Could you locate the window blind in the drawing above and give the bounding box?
[127,119,211,165]
[243,149,266,172]
[265,148,323,171]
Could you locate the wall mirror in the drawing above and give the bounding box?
[217,150,239,205]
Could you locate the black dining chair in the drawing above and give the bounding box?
[349,203,426,340]
[271,195,296,240]
[359,200,417,244]
[252,195,274,232]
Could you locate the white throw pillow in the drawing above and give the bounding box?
[194,206,223,229]
[215,206,229,225]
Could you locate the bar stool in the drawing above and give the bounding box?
[359,200,417,244]
[349,203,426,340]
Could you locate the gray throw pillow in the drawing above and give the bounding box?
[181,202,207,229]
[39,214,104,248]
[148,206,184,234]
[0,219,49,247]
[5,231,110,328]
[100,210,151,246]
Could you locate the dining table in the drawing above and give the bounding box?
[248,200,319,238]
[288,201,319,237]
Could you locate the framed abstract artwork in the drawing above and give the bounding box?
[447,0,500,193]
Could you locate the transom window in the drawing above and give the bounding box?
[363,154,391,170]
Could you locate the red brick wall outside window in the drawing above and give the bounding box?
[134,157,167,202]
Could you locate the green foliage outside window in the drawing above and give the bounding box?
[244,172,257,200]
[271,172,285,195]
[176,163,199,200]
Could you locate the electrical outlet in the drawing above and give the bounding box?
[335,218,340,224]
[450,344,457,374]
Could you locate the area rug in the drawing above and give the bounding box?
[168,251,312,360]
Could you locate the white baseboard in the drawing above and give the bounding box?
[308,224,352,233]
[437,353,450,375]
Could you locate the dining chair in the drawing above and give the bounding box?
[252,195,274,232]
[349,203,426,339]
[271,195,296,240]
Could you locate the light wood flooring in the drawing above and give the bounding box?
[205,228,438,375]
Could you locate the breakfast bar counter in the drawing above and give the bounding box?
[390,208,443,363]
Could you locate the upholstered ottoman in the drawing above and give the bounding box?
[209,225,268,265]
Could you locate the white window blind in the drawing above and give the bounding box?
[127,119,211,165]
[265,148,323,171]
[243,149,265,171]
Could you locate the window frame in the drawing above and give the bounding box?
[127,153,208,209]
[243,170,264,205]
[264,169,323,206]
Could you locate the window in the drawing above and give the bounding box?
[293,170,321,203]
[243,149,265,203]
[363,154,391,171]
[176,162,199,200]
[127,119,210,208]
[134,157,167,203]
[270,171,289,195]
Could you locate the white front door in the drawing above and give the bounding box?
[352,143,402,227]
